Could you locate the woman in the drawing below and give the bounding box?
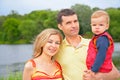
[23,28,63,80]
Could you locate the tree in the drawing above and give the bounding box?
[92,7,100,11]
[0,16,6,41]
[18,19,40,43]
[71,4,92,35]
[7,10,22,19]
[43,11,57,29]
[106,8,120,41]
[2,18,21,43]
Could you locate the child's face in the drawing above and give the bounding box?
[91,16,109,35]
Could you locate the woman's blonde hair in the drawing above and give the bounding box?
[91,10,110,24]
[33,28,63,58]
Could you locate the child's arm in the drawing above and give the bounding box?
[91,36,109,72]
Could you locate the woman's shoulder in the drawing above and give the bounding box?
[24,59,36,70]
[54,60,62,70]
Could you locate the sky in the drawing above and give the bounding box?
[0,0,120,16]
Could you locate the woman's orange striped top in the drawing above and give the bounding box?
[29,59,63,80]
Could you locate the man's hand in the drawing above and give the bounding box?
[83,70,103,80]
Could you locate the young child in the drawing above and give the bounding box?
[86,10,114,74]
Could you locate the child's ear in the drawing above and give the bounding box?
[106,23,109,30]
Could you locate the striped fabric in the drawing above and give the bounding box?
[29,59,63,80]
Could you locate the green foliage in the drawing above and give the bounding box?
[92,7,100,11]
[0,16,6,29]
[18,19,40,43]
[71,4,92,35]
[106,8,120,41]
[2,18,21,43]
[83,31,93,39]
[0,72,22,80]
[0,4,120,44]
[43,11,58,29]
[7,10,22,19]
[113,56,120,70]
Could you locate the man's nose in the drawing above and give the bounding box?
[71,22,76,27]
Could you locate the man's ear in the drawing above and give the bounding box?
[58,24,62,30]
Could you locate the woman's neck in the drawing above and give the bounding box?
[37,54,53,64]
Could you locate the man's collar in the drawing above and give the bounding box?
[63,35,88,48]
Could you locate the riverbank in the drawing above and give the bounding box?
[0,56,119,80]
[113,55,120,70]
[0,43,119,79]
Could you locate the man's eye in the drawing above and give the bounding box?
[55,42,60,45]
[66,22,71,25]
[74,20,78,23]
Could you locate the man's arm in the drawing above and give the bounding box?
[83,63,120,80]
[96,63,120,80]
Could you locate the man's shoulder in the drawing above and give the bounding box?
[82,37,90,41]
[80,36,90,45]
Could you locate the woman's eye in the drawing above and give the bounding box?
[47,41,52,43]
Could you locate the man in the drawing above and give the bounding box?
[55,9,120,80]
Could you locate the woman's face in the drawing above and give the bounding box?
[42,34,61,57]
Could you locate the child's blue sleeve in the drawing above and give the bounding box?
[91,36,109,72]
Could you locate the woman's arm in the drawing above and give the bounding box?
[23,62,33,80]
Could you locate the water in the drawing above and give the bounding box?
[0,44,33,77]
[113,42,120,57]
[0,43,120,77]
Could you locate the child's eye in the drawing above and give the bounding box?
[99,24,104,26]
[91,24,96,26]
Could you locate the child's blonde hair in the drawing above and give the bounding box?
[91,10,110,24]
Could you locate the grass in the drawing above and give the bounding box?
[0,56,119,80]
[113,56,120,80]
[0,72,22,80]
[113,55,120,70]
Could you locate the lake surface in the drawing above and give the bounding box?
[0,44,33,77]
[0,43,120,77]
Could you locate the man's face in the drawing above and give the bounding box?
[58,14,79,37]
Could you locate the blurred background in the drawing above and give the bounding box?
[0,0,120,80]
